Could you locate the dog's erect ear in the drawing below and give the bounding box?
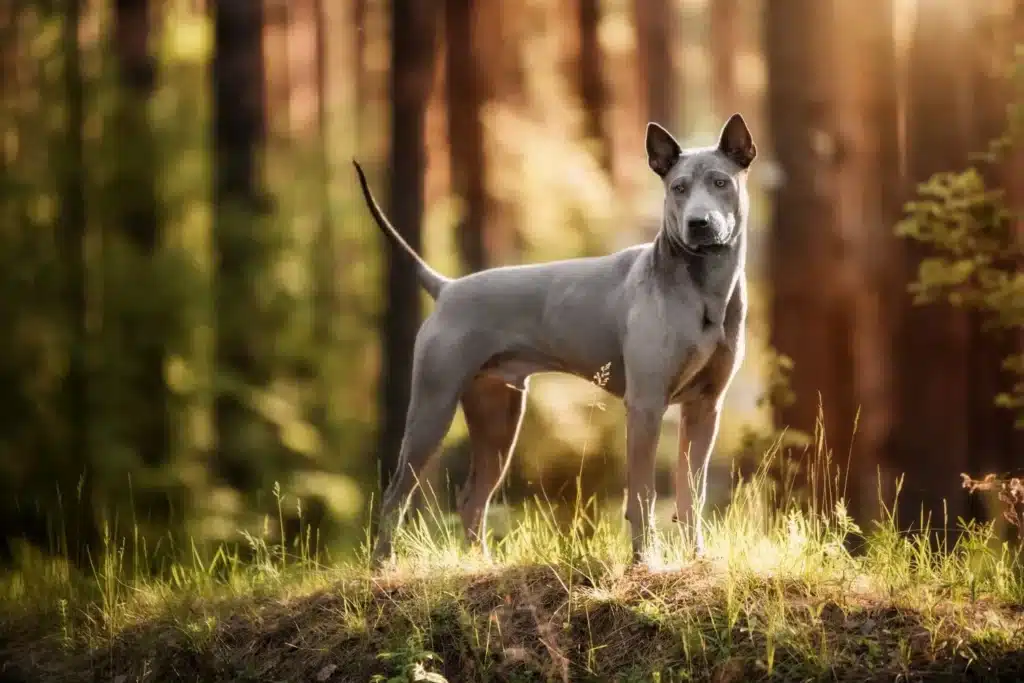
[645,122,682,177]
[717,113,756,169]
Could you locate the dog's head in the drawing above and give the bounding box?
[645,113,756,253]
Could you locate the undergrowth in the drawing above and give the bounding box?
[1,441,1023,682]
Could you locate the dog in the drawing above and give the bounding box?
[354,113,755,566]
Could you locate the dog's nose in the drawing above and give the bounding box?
[686,216,710,230]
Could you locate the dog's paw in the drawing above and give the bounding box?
[369,544,395,572]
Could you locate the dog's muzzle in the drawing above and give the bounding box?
[684,212,732,249]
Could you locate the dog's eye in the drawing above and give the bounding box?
[713,178,728,189]
[673,183,688,194]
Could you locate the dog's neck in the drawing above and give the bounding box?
[651,221,746,301]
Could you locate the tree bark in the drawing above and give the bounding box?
[766,1,858,484]
[577,0,612,174]
[632,0,679,129]
[309,0,339,471]
[473,0,525,264]
[377,0,440,497]
[444,0,487,272]
[889,1,974,536]
[832,0,900,527]
[263,0,290,138]
[59,0,97,568]
[354,0,367,145]
[708,0,739,118]
[113,0,168,473]
[210,0,271,488]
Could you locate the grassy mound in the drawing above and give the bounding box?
[2,462,1023,682]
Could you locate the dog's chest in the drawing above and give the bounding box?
[666,323,724,401]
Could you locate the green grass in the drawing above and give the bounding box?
[1,446,1023,682]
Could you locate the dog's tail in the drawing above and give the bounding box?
[352,160,450,299]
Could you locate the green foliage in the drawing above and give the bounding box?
[895,48,1024,427]
[0,2,379,564]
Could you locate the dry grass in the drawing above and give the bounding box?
[1,446,1023,682]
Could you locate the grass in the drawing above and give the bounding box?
[1,444,1023,683]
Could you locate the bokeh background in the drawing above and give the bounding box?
[0,0,1021,569]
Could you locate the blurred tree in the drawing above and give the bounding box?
[633,0,680,130]
[309,0,336,438]
[444,0,487,272]
[59,0,97,567]
[354,0,367,143]
[263,1,290,136]
[832,0,900,526]
[111,0,169,475]
[377,0,440,496]
[474,1,525,264]
[708,0,739,119]
[577,0,612,174]
[889,0,975,534]
[209,1,275,490]
[765,0,860,502]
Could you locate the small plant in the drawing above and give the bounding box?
[373,639,449,683]
[962,473,1024,541]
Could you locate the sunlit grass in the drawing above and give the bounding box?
[1,437,1022,681]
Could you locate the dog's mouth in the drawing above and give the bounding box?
[679,210,738,254]
[682,223,737,255]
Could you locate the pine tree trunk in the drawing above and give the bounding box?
[377,0,439,497]
[577,0,612,174]
[113,0,168,476]
[765,0,858,481]
[889,1,974,537]
[632,0,679,129]
[263,0,290,138]
[444,0,486,272]
[210,0,271,489]
[354,0,367,145]
[832,0,900,527]
[59,0,97,568]
[708,0,739,118]
[474,0,525,264]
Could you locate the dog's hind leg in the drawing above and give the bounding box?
[458,376,528,559]
[372,330,479,566]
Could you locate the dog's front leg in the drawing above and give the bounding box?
[624,395,667,564]
[675,396,721,555]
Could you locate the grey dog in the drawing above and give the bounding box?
[354,113,755,566]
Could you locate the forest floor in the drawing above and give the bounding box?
[2,460,1023,682]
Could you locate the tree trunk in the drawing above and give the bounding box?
[263,0,290,138]
[444,0,486,273]
[632,0,679,129]
[577,0,612,174]
[965,3,1024,529]
[708,0,739,118]
[59,0,97,568]
[354,0,367,146]
[889,1,974,537]
[210,0,271,488]
[766,1,859,487]
[308,0,339,488]
[377,0,439,497]
[474,0,525,264]
[832,0,900,527]
[113,0,168,474]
